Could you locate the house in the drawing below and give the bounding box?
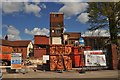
[82,36,120,50]
[11,40,33,59]
[34,35,49,59]
[0,39,13,65]
[0,38,33,65]
[64,32,81,45]
[0,39,13,53]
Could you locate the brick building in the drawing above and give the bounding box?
[0,39,13,54]
[64,32,81,45]
[34,35,49,59]
[0,39,13,65]
[50,12,64,44]
[83,36,120,50]
[11,40,33,59]
[50,12,81,45]
[0,39,33,60]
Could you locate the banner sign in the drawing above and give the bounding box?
[84,50,103,55]
[43,55,49,60]
[85,54,106,66]
[11,53,22,69]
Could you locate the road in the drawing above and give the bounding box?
[2,69,119,79]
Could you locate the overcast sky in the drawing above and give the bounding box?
[1,1,119,41]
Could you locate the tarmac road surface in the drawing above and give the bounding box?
[2,70,119,79]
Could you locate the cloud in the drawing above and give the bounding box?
[0,3,2,10]
[8,26,20,35]
[64,27,66,32]
[1,0,118,2]
[24,27,49,36]
[81,0,119,2]
[2,2,23,14]
[2,2,46,17]
[7,25,21,40]
[1,0,29,2]
[77,13,89,23]
[59,2,88,18]
[2,24,8,28]
[0,34,2,39]
[82,29,110,37]
[40,3,46,9]
[58,0,83,2]
[24,3,41,17]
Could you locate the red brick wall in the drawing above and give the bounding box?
[85,46,91,50]
[50,13,64,38]
[34,36,49,45]
[0,46,28,60]
[34,48,46,59]
[13,47,27,59]
[22,48,27,59]
[50,13,64,24]
[0,46,13,60]
[1,46,13,53]
[111,44,118,69]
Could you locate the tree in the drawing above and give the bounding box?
[87,2,120,45]
[87,2,120,69]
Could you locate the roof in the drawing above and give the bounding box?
[64,32,81,39]
[0,39,32,47]
[83,36,120,38]
[11,40,32,47]
[0,39,11,46]
[34,35,49,38]
[50,12,63,14]
[83,36,110,39]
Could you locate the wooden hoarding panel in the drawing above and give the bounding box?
[49,45,72,71]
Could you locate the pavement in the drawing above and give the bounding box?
[0,65,119,80]
[1,69,119,79]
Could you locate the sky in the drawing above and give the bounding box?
[1,1,118,41]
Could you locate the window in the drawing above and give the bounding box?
[56,29,61,34]
[72,41,74,44]
[13,49,16,52]
[51,22,63,27]
[21,49,23,52]
[58,24,60,27]
[58,23,63,27]
[17,48,18,52]
[65,40,68,45]
[29,48,33,53]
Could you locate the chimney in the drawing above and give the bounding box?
[5,35,8,40]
